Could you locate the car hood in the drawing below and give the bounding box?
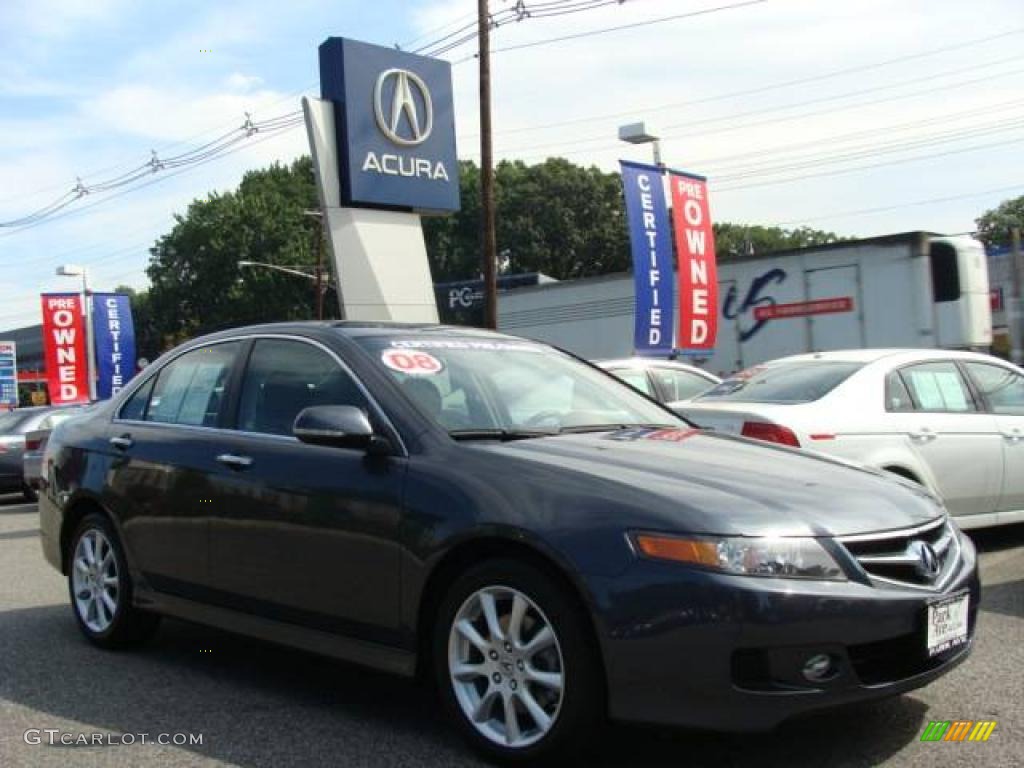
[472,427,942,537]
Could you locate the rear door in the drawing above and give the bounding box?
[107,341,243,592]
[961,361,1024,513]
[805,265,863,351]
[206,336,407,642]
[892,361,1002,517]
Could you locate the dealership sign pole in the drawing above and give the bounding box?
[40,293,90,405]
[91,293,137,399]
[620,161,674,356]
[669,170,719,352]
[0,341,17,410]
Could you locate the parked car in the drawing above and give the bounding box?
[22,406,89,491]
[677,349,1024,530]
[0,406,57,501]
[40,324,977,761]
[597,358,720,404]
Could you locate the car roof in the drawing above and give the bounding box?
[182,320,537,346]
[596,358,714,373]
[763,348,1022,369]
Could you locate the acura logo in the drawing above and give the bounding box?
[908,540,940,580]
[374,68,433,146]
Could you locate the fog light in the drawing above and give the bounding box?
[802,653,837,682]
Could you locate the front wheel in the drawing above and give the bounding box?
[434,559,602,762]
[68,514,160,648]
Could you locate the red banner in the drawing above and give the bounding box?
[669,171,718,350]
[41,293,90,405]
[754,297,855,321]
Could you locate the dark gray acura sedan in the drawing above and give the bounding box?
[39,322,978,762]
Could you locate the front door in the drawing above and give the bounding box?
[207,337,407,645]
[962,361,1024,513]
[894,360,1003,518]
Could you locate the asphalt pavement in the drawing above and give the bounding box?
[1,493,1021,767]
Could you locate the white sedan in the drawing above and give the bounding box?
[676,349,1024,530]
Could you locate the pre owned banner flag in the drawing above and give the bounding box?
[92,293,136,399]
[41,293,90,405]
[669,170,718,350]
[620,160,674,355]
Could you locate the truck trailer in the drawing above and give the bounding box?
[497,231,993,374]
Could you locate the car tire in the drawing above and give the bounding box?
[433,558,603,763]
[67,513,160,648]
[22,484,37,503]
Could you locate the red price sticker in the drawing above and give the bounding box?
[381,349,444,376]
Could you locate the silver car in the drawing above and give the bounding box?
[0,407,57,501]
[597,358,720,404]
[22,406,89,494]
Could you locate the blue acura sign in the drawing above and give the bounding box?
[319,37,460,213]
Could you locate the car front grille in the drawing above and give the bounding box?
[838,518,959,589]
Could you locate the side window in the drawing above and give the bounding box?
[119,377,155,421]
[146,343,240,426]
[610,369,654,397]
[653,368,713,401]
[238,339,368,436]
[900,362,976,413]
[965,363,1024,416]
[929,241,961,303]
[885,372,914,412]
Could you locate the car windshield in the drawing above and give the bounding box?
[358,336,681,435]
[695,361,863,404]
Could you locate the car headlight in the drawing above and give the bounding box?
[632,532,847,581]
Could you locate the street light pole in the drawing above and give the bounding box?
[478,0,498,330]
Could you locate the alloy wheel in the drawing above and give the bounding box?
[71,528,120,633]
[448,585,565,749]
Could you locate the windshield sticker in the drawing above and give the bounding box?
[381,349,444,376]
[603,427,700,443]
[388,340,542,353]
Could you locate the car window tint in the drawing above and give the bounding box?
[964,363,1024,415]
[146,343,240,427]
[696,362,862,404]
[900,362,976,413]
[652,368,712,401]
[238,339,368,436]
[610,369,654,397]
[886,372,914,412]
[119,377,155,421]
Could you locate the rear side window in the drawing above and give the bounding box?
[651,368,714,401]
[885,372,914,412]
[930,241,961,303]
[900,362,976,413]
[695,362,862,404]
[146,343,241,427]
[964,362,1024,415]
[609,369,654,397]
[119,377,155,421]
[238,339,368,436]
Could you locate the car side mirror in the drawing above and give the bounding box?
[293,406,391,454]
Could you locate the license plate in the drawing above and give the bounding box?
[926,592,969,657]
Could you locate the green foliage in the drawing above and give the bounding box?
[714,222,845,258]
[975,195,1024,248]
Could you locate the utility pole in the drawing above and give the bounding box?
[1011,226,1023,364]
[478,0,498,329]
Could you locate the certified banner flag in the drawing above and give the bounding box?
[91,293,136,399]
[669,170,718,350]
[620,160,674,355]
[40,293,90,405]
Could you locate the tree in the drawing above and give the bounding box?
[143,157,324,347]
[975,195,1024,248]
[714,222,844,259]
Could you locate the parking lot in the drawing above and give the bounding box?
[0,493,1020,767]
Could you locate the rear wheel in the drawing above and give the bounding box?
[68,514,159,648]
[434,559,602,762]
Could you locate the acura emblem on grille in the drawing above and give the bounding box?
[908,540,940,580]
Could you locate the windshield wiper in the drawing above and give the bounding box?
[449,429,558,442]
[556,423,679,434]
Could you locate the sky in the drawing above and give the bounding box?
[1,0,1022,331]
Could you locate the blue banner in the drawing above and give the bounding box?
[620,160,674,355]
[0,340,17,408]
[91,294,136,400]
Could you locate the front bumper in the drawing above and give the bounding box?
[593,531,979,731]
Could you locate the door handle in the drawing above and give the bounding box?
[1005,430,1023,443]
[909,429,936,443]
[109,435,133,450]
[216,453,253,469]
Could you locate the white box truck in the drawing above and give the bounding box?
[497,232,993,374]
